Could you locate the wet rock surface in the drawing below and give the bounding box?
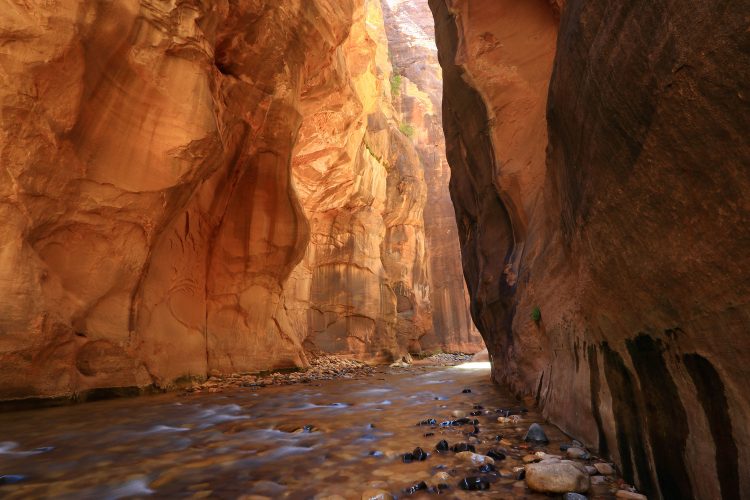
[0,364,635,498]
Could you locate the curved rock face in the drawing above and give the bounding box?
[381,0,482,353]
[431,0,750,499]
[0,0,476,401]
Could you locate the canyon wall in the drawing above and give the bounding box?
[381,0,482,353]
[431,0,750,499]
[0,0,475,403]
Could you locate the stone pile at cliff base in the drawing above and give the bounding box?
[186,356,375,394]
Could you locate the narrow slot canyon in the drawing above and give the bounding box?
[0,1,747,499]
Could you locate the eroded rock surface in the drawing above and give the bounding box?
[381,0,482,353]
[431,0,749,499]
[0,0,474,401]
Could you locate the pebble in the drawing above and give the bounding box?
[451,410,466,418]
[566,447,590,460]
[486,449,506,461]
[361,491,393,500]
[523,423,550,444]
[523,454,541,464]
[590,475,608,485]
[455,451,494,465]
[458,477,490,491]
[432,472,450,483]
[585,466,598,475]
[462,389,472,393]
[435,440,450,452]
[564,494,588,500]
[418,419,437,426]
[451,443,475,453]
[615,491,647,500]
[594,462,614,475]
[525,461,590,494]
[402,481,428,495]
[478,463,496,473]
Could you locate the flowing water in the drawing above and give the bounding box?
[0,363,612,499]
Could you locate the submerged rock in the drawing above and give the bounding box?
[435,440,450,452]
[458,477,490,491]
[402,481,428,495]
[361,489,394,500]
[486,449,506,461]
[451,443,475,453]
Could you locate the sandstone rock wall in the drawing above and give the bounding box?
[431,0,750,498]
[381,0,482,353]
[0,0,460,402]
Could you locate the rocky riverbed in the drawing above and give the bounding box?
[0,362,646,499]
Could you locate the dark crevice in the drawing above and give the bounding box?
[601,342,655,495]
[587,345,608,456]
[626,334,693,500]
[684,353,740,500]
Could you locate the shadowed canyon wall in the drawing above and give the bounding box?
[430,0,750,499]
[0,0,478,403]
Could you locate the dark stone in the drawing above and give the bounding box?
[470,410,482,416]
[418,418,437,426]
[424,432,435,437]
[473,404,484,410]
[486,449,506,461]
[462,389,472,393]
[402,453,415,463]
[430,483,450,494]
[435,440,450,452]
[684,353,740,500]
[403,481,428,495]
[523,423,549,444]
[458,477,490,491]
[302,425,314,433]
[412,447,428,461]
[478,463,496,473]
[494,435,503,441]
[0,475,26,485]
[451,443,475,453]
[560,443,572,451]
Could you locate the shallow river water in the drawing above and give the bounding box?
[0,363,615,499]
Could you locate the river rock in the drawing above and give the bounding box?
[456,451,495,465]
[435,440,450,452]
[451,443,475,453]
[563,494,588,500]
[458,477,490,491]
[361,490,393,500]
[566,447,590,459]
[486,449,506,461]
[402,482,428,495]
[525,461,590,494]
[523,423,549,444]
[432,471,450,483]
[615,491,647,500]
[594,463,614,475]
[452,410,467,418]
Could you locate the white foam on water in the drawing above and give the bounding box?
[143,425,189,434]
[105,478,154,499]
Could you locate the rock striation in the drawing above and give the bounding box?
[0,0,475,402]
[430,0,750,499]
